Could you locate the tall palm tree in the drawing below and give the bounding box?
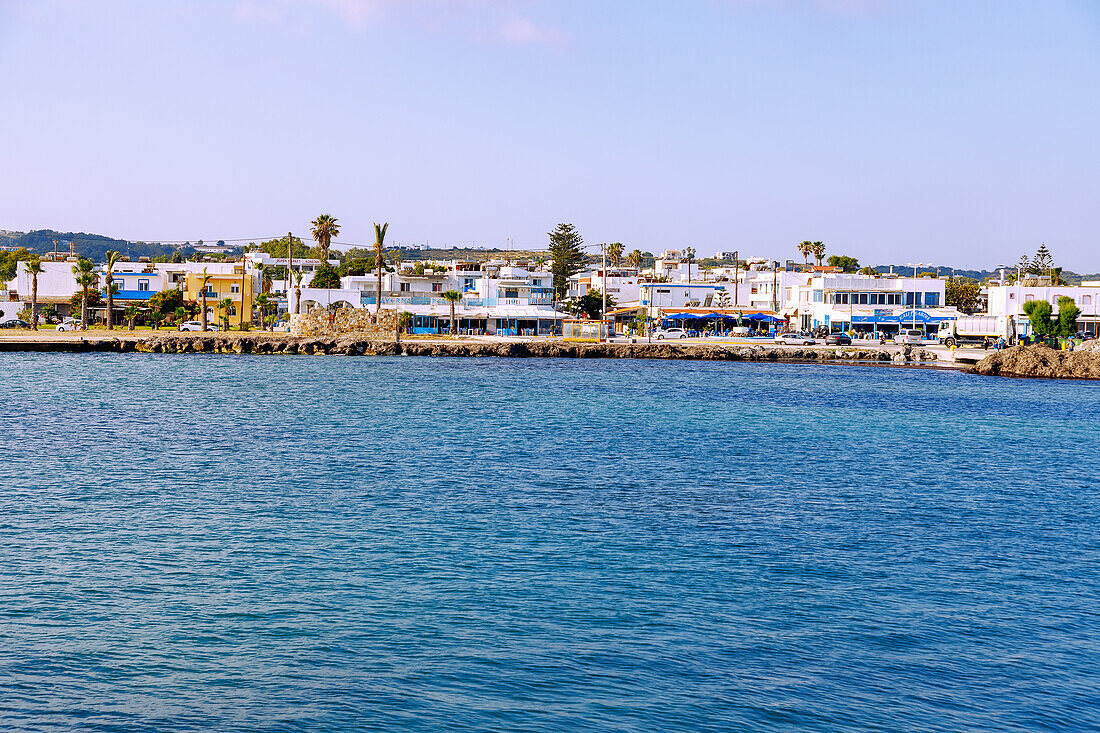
[218,297,233,330]
[103,250,123,330]
[627,249,643,270]
[291,269,304,316]
[72,258,95,329]
[26,257,43,330]
[310,214,340,262]
[810,241,826,266]
[441,289,462,335]
[374,222,389,314]
[199,269,212,331]
[607,242,624,268]
[797,240,813,264]
[683,246,696,282]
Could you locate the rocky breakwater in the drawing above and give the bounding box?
[971,342,1100,380]
[131,335,936,364]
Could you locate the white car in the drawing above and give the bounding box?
[55,318,80,332]
[178,321,219,332]
[774,333,816,345]
[654,328,688,340]
[894,328,923,345]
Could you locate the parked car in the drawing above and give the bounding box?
[178,321,219,332]
[55,318,80,332]
[825,333,852,346]
[774,332,816,345]
[653,328,688,340]
[894,328,924,345]
[0,319,30,329]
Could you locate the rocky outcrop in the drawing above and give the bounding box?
[971,344,1100,380]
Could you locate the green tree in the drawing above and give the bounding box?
[627,249,643,270]
[945,278,981,314]
[26,257,43,330]
[218,297,233,330]
[1056,295,1080,337]
[374,222,389,314]
[574,288,616,319]
[797,240,813,264]
[310,263,340,289]
[440,289,462,335]
[809,241,826,266]
[607,242,624,268]
[124,304,141,330]
[396,310,414,346]
[174,306,187,326]
[683,246,696,282]
[1023,299,1052,337]
[1031,242,1054,277]
[148,287,185,319]
[548,223,586,300]
[826,255,860,272]
[292,269,304,316]
[103,250,123,330]
[310,214,340,262]
[254,293,273,330]
[72,258,96,329]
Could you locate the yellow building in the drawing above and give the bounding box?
[183,265,258,329]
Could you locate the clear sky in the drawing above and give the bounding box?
[1,0,1098,269]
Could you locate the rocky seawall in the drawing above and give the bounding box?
[971,343,1100,380]
[0,333,940,364]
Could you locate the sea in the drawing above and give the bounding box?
[1,353,1098,732]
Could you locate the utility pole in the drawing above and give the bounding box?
[772,260,779,314]
[287,231,294,314]
[733,251,739,307]
[602,242,608,341]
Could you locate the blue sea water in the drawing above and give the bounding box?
[1,353,1098,732]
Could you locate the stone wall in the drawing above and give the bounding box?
[290,308,398,338]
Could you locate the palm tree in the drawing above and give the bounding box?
[607,242,624,268]
[72,258,95,329]
[310,214,340,262]
[218,297,233,330]
[627,249,643,270]
[124,304,140,330]
[255,293,273,330]
[396,310,414,346]
[374,222,389,314]
[26,257,43,330]
[441,289,462,335]
[683,246,696,282]
[291,269,304,316]
[797,240,813,264]
[174,306,187,327]
[810,241,826,266]
[103,250,123,330]
[199,269,212,331]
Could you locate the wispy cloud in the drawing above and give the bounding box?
[495,16,565,47]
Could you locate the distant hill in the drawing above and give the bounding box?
[0,229,205,262]
[871,264,1093,284]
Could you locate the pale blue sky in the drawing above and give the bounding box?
[1,0,1098,268]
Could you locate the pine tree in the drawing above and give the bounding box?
[548,223,586,301]
[1032,242,1054,277]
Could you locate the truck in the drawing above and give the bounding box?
[937,316,1016,348]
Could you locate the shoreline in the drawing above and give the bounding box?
[0,331,953,369]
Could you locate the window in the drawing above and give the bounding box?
[887,293,902,305]
[1084,295,1092,306]
[231,284,240,294]
[813,290,823,303]
[226,305,236,316]
[138,279,150,292]
[925,292,939,307]
[834,293,849,305]
[432,283,442,292]
[400,282,411,292]
[857,293,869,305]
[504,288,519,299]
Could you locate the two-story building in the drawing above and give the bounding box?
[183,264,260,329]
[985,276,1100,337]
[788,273,957,337]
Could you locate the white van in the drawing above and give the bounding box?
[894,328,923,345]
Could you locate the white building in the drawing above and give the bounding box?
[2,260,82,320]
[567,267,641,304]
[788,273,955,336]
[986,278,1100,337]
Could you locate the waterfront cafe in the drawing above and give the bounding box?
[656,307,787,333]
[846,308,960,338]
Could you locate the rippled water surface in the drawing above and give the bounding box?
[2,354,1099,732]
